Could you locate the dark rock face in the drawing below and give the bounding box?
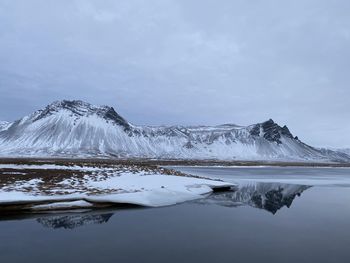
[250,119,295,144]
[184,141,194,149]
[260,119,283,143]
[281,125,294,138]
[103,107,130,130]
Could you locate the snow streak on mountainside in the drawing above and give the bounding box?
[0,121,11,132]
[0,100,348,162]
[335,148,350,155]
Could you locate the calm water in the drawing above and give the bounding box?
[1,167,350,263]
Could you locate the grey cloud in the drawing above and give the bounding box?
[0,0,349,148]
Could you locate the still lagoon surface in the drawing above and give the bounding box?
[1,166,350,263]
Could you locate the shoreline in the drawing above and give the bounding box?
[0,159,235,213]
[1,157,350,168]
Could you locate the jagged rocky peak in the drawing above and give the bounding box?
[33,100,130,128]
[250,119,296,144]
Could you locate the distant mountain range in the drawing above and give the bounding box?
[0,100,349,162]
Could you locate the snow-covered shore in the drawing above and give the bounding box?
[0,163,234,211]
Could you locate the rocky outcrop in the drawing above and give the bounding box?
[250,119,294,144]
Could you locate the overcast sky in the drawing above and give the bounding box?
[0,0,349,148]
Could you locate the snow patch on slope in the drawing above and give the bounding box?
[0,121,11,131]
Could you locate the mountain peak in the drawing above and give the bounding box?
[33,100,130,129]
[47,100,105,112]
[264,118,275,124]
[250,119,294,144]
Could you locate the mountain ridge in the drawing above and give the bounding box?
[0,100,349,162]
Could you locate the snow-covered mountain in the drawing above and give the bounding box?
[0,100,349,162]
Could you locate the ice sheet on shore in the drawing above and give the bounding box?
[0,165,234,209]
[169,166,350,187]
[31,200,94,211]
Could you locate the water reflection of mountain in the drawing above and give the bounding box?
[198,183,311,214]
[34,183,310,229]
[37,213,114,229]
